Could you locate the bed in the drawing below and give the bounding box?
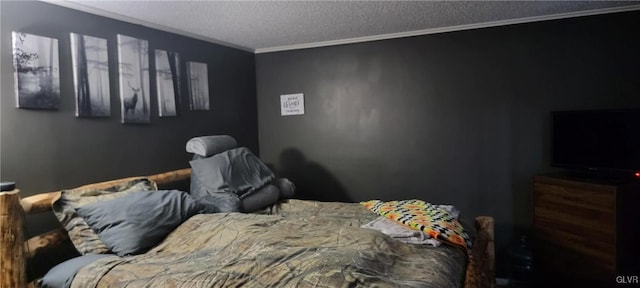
[0,168,495,288]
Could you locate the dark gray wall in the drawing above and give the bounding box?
[1,1,257,234]
[256,11,640,275]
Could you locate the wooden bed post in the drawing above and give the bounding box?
[0,189,27,288]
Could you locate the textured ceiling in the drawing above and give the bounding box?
[48,1,640,53]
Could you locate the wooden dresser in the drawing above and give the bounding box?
[533,174,640,286]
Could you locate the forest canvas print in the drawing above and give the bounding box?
[186,61,209,111]
[155,49,180,117]
[12,32,60,109]
[117,34,150,124]
[70,33,110,117]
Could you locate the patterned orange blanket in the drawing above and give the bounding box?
[361,199,471,252]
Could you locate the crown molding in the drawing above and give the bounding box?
[38,1,640,55]
[255,4,640,54]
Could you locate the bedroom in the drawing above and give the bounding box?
[1,1,639,287]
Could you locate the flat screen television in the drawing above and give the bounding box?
[551,108,640,177]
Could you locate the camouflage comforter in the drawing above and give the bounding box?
[71,200,467,288]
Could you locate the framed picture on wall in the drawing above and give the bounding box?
[11,31,60,109]
[117,34,150,124]
[70,33,111,117]
[186,61,209,111]
[155,49,180,117]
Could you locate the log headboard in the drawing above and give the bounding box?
[0,168,494,288]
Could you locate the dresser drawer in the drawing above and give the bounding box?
[534,184,615,232]
[534,221,615,265]
[534,175,640,283]
[534,181,615,212]
[534,181,616,266]
[534,238,614,284]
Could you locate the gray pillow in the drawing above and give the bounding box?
[197,192,241,213]
[196,185,282,213]
[241,184,280,212]
[189,147,275,200]
[41,254,114,288]
[274,178,296,199]
[76,190,202,256]
[185,135,237,157]
[53,178,158,254]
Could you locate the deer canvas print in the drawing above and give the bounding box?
[187,61,209,110]
[155,49,180,117]
[117,34,150,124]
[12,32,60,109]
[71,33,110,117]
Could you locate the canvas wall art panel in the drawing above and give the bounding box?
[117,34,150,124]
[70,33,110,117]
[186,61,209,111]
[155,49,180,117]
[12,32,60,109]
